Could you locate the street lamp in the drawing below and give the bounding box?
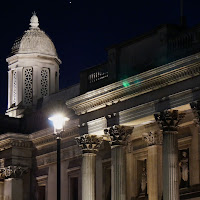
[48,113,69,200]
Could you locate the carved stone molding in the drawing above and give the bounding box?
[75,134,103,154]
[154,110,185,133]
[0,139,32,152]
[66,54,200,115]
[32,128,79,149]
[190,100,200,126]
[143,131,163,146]
[36,175,48,186]
[104,125,133,147]
[0,166,28,179]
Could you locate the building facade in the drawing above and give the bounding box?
[0,13,200,200]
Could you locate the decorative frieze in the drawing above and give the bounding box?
[0,166,28,179]
[75,134,103,154]
[36,145,81,167]
[143,131,163,146]
[87,117,107,135]
[119,102,155,125]
[154,110,185,133]
[104,125,133,147]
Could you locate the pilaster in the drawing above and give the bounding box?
[190,100,200,185]
[143,131,163,200]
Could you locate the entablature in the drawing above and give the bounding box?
[66,53,200,115]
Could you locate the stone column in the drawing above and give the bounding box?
[0,181,4,200]
[4,178,23,200]
[154,110,185,200]
[0,166,27,200]
[105,125,133,200]
[76,134,103,200]
[143,131,163,200]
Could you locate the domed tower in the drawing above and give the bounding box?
[6,13,61,117]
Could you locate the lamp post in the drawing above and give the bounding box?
[48,114,69,200]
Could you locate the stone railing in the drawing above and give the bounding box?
[80,62,110,93]
[88,65,108,84]
[168,32,196,51]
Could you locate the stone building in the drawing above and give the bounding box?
[0,13,200,200]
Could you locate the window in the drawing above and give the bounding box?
[41,68,49,97]
[38,186,46,200]
[12,70,17,104]
[69,177,78,200]
[103,161,111,200]
[23,67,33,105]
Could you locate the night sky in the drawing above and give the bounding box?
[0,0,200,114]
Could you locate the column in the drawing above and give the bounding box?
[76,134,103,200]
[105,125,133,200]
[0,166,27,200]
[4,178,23,200]
[154,110,185,200]
[0,181,4,200]
[143,131,163,200]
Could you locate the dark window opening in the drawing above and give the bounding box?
[38,186,45,200]
[70,177,78,200]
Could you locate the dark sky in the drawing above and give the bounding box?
[0,0,200,113]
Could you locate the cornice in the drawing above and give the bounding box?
[6,53,61,65]
[0,139,32,151]
[36,175,48,186]
[0,133,31,151]
[66,53,200,115]
[31,127,79,149]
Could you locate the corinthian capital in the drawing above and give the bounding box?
[104,125,133,147]
[154,110,185,133]
[75,134,103,154]
[143,131,163,146]
[190,101,200,126]
[0,166,28,179]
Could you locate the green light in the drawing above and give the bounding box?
[123,81,130,87]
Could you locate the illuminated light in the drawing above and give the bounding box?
[48,114,69,132]
[122,81,130,88]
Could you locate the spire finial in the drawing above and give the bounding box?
[30,12,39,29]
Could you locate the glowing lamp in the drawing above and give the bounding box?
[48,114,69,134]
